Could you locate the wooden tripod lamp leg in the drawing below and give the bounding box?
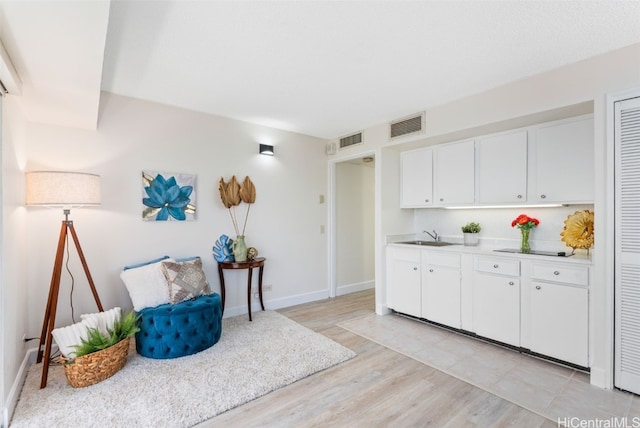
[37,221,68,389]
[68,222,103,312]
[37,220,104,389]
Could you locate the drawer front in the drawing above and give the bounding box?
[423,251,460,268]
[531,263,589,286]
[387,246,421,263]
[476,257,520,276]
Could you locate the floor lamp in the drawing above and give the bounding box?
[25,171,104,388]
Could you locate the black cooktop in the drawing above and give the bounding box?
[494,248,573,257]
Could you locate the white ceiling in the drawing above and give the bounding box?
[1,1,640,139]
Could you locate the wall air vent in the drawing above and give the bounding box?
[390,112,425,139]
[339,132,363,150]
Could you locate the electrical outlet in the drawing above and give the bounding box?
[252,284,272,295]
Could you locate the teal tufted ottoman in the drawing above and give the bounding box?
[135,293,222,359]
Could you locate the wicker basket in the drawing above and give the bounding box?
[61,337,130,388]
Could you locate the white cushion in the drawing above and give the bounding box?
[53,307,123,358]
[120,259,173,311]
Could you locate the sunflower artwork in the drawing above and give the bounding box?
[142,171,196,221]
[560,210,594,254]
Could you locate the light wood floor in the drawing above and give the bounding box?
[200,289,553,427]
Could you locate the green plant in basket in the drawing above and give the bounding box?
[461,222,481,233]
[71,311,140,361]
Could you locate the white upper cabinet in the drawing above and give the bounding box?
[399,115,593,208]
[433,139,475,206]
[529,116,594,204]
[476,130,528,204]
[400,147,433,208]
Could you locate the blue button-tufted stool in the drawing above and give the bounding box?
[135,293,222,359]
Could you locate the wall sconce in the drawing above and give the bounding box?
[259,144,274,156]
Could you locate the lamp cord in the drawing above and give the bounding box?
[64,234,77,323]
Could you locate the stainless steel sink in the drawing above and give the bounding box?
[397,240,456,246]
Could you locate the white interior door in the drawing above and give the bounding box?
[614,95,640,393]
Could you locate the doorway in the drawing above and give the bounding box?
[331,154,375,297]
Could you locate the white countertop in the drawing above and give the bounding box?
[386,238,593,265]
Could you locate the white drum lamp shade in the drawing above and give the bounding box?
[26,171,101,207]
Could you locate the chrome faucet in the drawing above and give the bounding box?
[423,229,440,242]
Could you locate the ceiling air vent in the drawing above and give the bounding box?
[339,132,363,150]
[390,112,425,139]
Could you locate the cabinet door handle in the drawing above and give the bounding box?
[493,264,499,269]
[440,198,444,202]
[535,285,541,290]
[517,194,522,199]
[553,271,560,276]
[429,269,434,273]
[425,199,429,202]
[413,267,418,271]
[509,281,514,286]
[540,194,547,199]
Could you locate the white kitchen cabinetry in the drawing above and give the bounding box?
[421,251,461,328]
[476,130,528,204]
[387,245,591,368]
[433,139,475,206]
[386,246,421,317]
[524,262,589,367]
[401,147,433,208]
[529,116,594,204]
[472,257,521,346]
[399,115,594,209]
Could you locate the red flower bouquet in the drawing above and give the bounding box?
[511,214,540,231]
[511,214,539,253]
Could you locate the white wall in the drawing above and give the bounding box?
[22,92,328,338]
[415,205,595,252]
[335,162,374,294]
[328,43,640,158]
[2,95,28,425]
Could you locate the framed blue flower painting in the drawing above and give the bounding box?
[142,171,196,221]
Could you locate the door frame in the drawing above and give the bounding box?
[328,150,377,299]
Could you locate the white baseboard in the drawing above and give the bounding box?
[222,289,330,318]
[4,346,38,427]
[589,366,613,389]
[336,280,374,296]
[376,303,391,315]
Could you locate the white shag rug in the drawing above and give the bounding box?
[10,310,356,428]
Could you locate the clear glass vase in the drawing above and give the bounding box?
[520,229,531,254]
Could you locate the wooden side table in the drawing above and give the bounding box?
[217,257,265,321]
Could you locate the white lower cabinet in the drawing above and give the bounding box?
[386,246,421,318]
[473,272,521,347]
[387,246,590,367]
[523,262,589,367]
[386,247,461,327]
[472,256,521,346]
[421,251,461,328]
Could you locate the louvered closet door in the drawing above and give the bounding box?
[615,96,640,393]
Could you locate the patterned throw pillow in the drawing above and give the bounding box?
[161,257,211,303]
